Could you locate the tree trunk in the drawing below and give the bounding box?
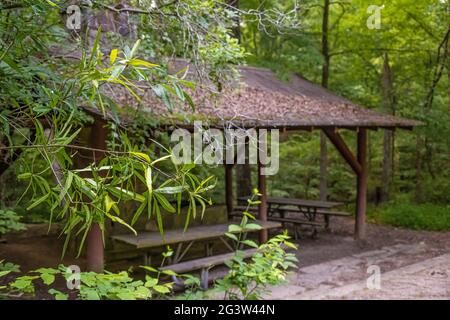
[319,132,328,201]
[355,129,368,241]
[319,0,330,201]
[446,0,450,162]
[381,53,394,203]
[415,134,423,203]
[227,0,241,42]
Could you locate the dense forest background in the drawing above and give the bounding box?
[234,0,450,228]
[1,0,449,231]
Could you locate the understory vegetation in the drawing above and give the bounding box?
[368,203,450,231]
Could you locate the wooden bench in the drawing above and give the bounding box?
[161,248,258,290]
[228,210,325,239]
[279,207,350,217]
[268,216,324,239]
[111,220,280,266]
[276,207,351,229]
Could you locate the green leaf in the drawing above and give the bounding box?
[154,193,176,213]
[153,285,170,294]
[242,211,256,220]
[183,91,196,111]
[117,292,137,300]
[85,290,101,300]
[48,289,68,300]
[141,266,158,273]
[131,200,147,226]
[161,269,177,276]
[151,155,172,165]
[155,186,183,194]
[241,239,259,248]
[0,270,11,278]
[58,171,73,203]
[104,195,116,213]
[17,173,32,180]
[228,224,242,233]
[145,166,152,194]
[130,151,151,163]
[244,223,262,231]
[40,273,55,285]
[224,232,238,241]
[129,59,159,68]
[105,211,137,236]
[110,49,118,64]
[129,39,141,58]
[144,277,158,287]
[110,187,145,202]
[27,193,50,210]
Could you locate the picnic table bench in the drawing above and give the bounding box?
[161,248,259,290]
[236,196,349,237]
[111,219,281,288]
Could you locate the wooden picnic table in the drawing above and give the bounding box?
[238,196,342,209]
[266,197,342,209]
[111,219,281,265]
[237,196,346,235]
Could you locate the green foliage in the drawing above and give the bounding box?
[215,231,298,300]
[238,0,450,209]
[215,190,298,300]
[75,270,166,300]
[369,202,450,231]
[0,209,25,235]
[0,2,226,256]
[0,260,20,273]
[4,264,177,300]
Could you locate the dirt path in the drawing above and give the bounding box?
[265,216,450,300]
[267,242,450,299]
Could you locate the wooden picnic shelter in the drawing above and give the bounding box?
[84,59,422,271]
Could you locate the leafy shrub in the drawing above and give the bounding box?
[0,260,20,273]
[214,190,298,300]
[215,232,298,300]
[4,264,179,300]
[0,209,26,235]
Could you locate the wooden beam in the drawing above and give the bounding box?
[323,128,361,175]
[258,161,268,243]
[257,130,268,243]
[86,119,107,272]
[355,129,368,241]
[225,164,234,215]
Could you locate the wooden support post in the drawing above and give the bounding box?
[355,129,368,241]
[258,162,268,243]
[86,223,104,273]
[323,128,361,175]
[86,118,107,272]
[258,130,268,243]
[323,127,368,241]
[225,164,234,216]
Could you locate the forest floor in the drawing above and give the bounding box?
[1,217,450,299]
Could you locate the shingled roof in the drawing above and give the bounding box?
[102,59,422,130]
